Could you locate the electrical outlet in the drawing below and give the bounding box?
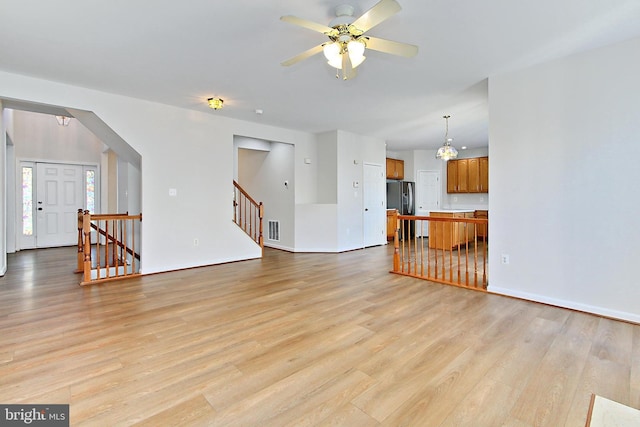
[501,254,509,264]
[193,238,199,247]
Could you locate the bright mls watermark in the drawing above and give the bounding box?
[0,405,69,426]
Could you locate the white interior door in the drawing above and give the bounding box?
[416,170,441,237]
[36,163,84,247]
[363,163,385,247]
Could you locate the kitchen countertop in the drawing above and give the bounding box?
[429,209,476,213]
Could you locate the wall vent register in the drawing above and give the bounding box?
[268,220,280,241]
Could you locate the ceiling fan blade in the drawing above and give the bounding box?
[281,44,325,67]
[280,15,335,35]
[351,0,401,33]
[365,36,418,57]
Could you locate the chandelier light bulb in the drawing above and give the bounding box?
[323,42,341,62]
[327,57,343,69]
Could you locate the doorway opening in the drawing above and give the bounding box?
[19,161,98,249]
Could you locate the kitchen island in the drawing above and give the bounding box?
[428,210,475,250]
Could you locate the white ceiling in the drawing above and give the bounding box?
[1,0,639,151]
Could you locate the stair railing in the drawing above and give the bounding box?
[391,211,488,290]
[76,209,142,285]
[233,181,264,250]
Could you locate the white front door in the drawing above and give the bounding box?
[363,163,385,247]
[416,170,441,237]
[35,163,84,247]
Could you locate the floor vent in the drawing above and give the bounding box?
[268,220,280,241]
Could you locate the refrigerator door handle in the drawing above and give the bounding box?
[407,183,414,214]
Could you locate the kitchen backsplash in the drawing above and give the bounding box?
[444,192,488,210]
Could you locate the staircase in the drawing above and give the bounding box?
[233,181,264,251]
[76,209,142,285]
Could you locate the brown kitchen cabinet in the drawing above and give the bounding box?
[386,209,398,240]
[447,156,488,193]
[468,158,479,192]
[386,158,404,180]
[428,211,475,250]
[447,160,458,193]
[457,159,469,192]
[479,157,489,192]
[447,159,469,192]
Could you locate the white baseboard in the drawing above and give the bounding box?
[264,242,295,252]
[489,286,640,324]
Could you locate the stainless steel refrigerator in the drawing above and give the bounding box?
[386,180,415,238]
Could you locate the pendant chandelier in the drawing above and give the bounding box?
[55,116,71,126]
[435,115,458,161]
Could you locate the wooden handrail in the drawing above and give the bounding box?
[391,214,488,290]
[233,181,264,250]
[90,213,132,219]
[233,180,261,207]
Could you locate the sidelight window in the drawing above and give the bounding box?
[86,170,95,213]
[22,166,33,236]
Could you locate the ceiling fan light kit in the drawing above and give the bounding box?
[323,38,366,70]
[281,0,418,80]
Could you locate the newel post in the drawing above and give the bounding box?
[82,210,92,285]
[393,210,400,272]
[76,209,84,273]
[258,202,264,252]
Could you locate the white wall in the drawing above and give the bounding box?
[12,110,103,164]
[316,131,338,204]
[293,131,338,252]
[489,36,640,322]
[0,71,327,273]
[336,130,386,251]
[3,109,16,255]
[294,130,386,252]
[0,100,6,275]
[337,131,364,251]
[237,141,295,251]
[294,204,338,251]
[410,149,443,183]
[117,157,128,213]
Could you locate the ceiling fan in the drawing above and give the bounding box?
[280,0,418,80]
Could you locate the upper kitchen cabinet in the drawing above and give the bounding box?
[386,158,405,180]
[447,160,458,193]
[447,156,488,193]
[447,158,469,192]
[479,157,489,192]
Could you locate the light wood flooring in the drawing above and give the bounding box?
[0,245,638,426]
